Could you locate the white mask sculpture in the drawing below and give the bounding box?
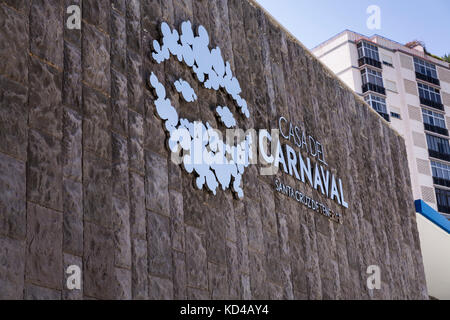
[149,21,253,199]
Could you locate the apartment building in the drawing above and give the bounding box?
[313,31,450,219]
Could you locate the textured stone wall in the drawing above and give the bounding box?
[0,0,428,299]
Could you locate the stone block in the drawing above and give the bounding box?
[144,97,167,155]
[62,108,82,181]
[82,86,111,159]
[30,0,63,68]
[24,284,61,300]
[128,110,145,172]
[263,229,281,285]
[145,150,169,215]
[3,0,30,13]
[113,196,131,269]
[248,251,268,300]
[169,190,185,252]
[206,210,227,265]
[129,172,147,238]
[186,226,207,290]
[127,50,144,114]
[187,288,209,300]
[142,0,163,35]
[115,267,132,300]
[126,0,142,53]
[26,202,63,290]
[147,211,172,278]
[0,76,28,160]
[83,223,115,299]
[62,179,83,256]
[0,237,25,299]
[0,4,29,83]
[112,133,129,199]
[208,262,228,300]
[0,153,26,239]
[111,10,127,73]
[112,0,126,13]
[29,56,63,138]
[148,276,174,300]
[131,238,149,299]
[172,251,187,299]
[82,86,110,125]
[83,0,110,33]
[82,23,110,94]
[63,42,82,111]
[235,205,250,275]
[225,241,240,299]
[245,199,264,253]
[260,183,277,234]
[111,69,128,135]
[83,155,112,228]
[27,129,63,211]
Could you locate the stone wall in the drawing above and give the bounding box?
[0,0,428,299]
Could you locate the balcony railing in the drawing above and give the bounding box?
[424,123,449,136]
[428,149,450,162]
[433,177,450,188]
[420,97,444,111]
[416,72,440,86]
[376,111,390,122]
[358,57,382,69]
[362,83,386,95]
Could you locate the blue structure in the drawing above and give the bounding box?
[415,200,450,234]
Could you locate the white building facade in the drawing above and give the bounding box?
[313,31,450,220]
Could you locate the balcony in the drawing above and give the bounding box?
[416,72,440,86]
[424,123,449,136]
[358,57,382,69]
[376,111,390,122]
[428,149,450,162]
[362,83,386,96]
[433,177,450,188]
[420,97,444,111]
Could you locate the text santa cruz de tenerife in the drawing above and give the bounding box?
[268,116,348,224]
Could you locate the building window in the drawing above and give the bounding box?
[357,42,380,61]
[422,108,448,135]
[418,82,443,110]
[381,54,394,68]
[390,112,401,119]
[414,57,438,78]
[435,188,450,214]
[426,134,450,161]
[361,68,385,95]
[361,68,384,87]
[431,161,450,187]
[357,41,382,69]
[422,109,446,128]
[364,95,389,121]
[418,83,442,104]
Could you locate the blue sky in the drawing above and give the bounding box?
[255,0,449,57]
